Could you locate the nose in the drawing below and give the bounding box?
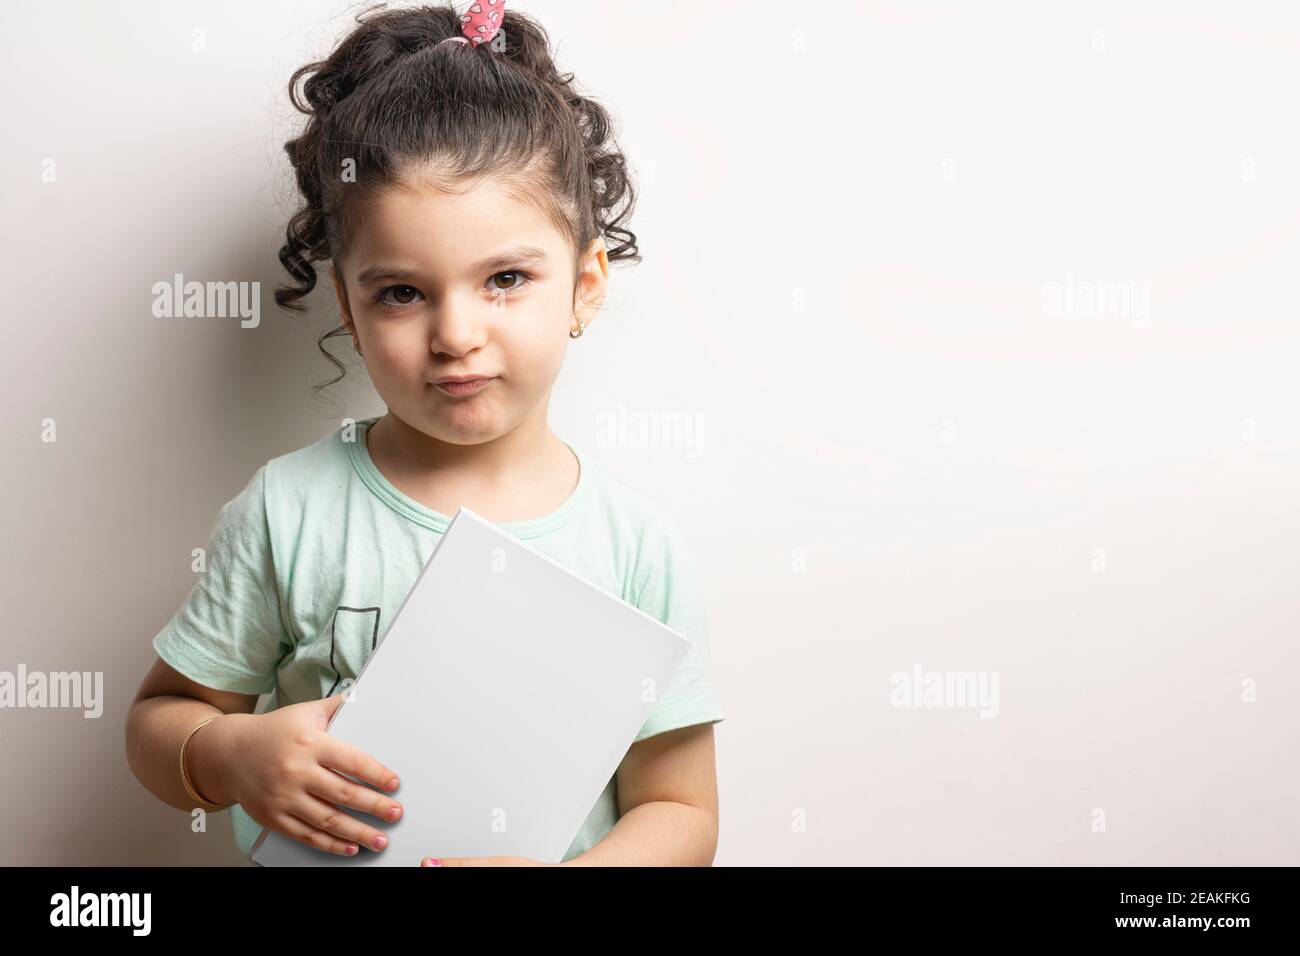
[428,290,489,357]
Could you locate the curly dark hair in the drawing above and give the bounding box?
[275,1,639,391]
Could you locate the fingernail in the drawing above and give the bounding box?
[388,806,402,821]
[422,857,441,867]
[386,777,400,790]
[372,834,387,850]
[346,844,358,855]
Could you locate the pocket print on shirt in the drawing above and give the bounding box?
[324,605,382,697]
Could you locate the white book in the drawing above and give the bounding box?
[250,505,690,866]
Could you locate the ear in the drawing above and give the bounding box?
[331,266,361,351]
[573,238,609,333]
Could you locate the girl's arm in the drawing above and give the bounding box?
[125,657,258,811]
[127,656,405,857]
[567,723,720,866]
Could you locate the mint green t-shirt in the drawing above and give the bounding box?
[152,415,725,863]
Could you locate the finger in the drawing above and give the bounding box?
[421,856,467,866]
[317,735,400,795]
[316,693,347,727]
[275,810,360,858]
[292,792,389,853]
[304,766,401,848]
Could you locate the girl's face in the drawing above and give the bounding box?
[333,174,607,446]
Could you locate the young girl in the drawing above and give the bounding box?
[125,1,725,866]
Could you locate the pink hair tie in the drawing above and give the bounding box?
[459,0,506,48]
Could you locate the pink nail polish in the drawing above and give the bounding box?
[388,806,401,820]
[372,835,387,850]
[423,857,441,867]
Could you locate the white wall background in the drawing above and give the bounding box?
[1,0,1296,865]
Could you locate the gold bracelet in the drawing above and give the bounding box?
[180,714,233,810]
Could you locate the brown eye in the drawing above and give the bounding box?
[376,284,422,308]
[489,271,531,294]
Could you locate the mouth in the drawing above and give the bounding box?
[431,376,496,397]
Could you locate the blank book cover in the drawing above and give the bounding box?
[250,505,690,866]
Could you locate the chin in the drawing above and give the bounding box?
[426,406,506,444]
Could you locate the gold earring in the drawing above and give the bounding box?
[569,316,585,339]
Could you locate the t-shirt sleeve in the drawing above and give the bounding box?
[151,465,290,696]
[630,510,726,743]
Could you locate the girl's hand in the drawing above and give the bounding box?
[419,856,554,867]
[218,693,404,857]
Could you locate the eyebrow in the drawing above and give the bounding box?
[355,245,550,286]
